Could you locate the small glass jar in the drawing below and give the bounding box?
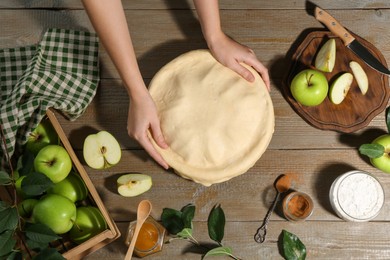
[125,216,166,257]
[329,170,384,222]
[283,191,314,221]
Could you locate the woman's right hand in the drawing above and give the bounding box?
[127,92,169,169]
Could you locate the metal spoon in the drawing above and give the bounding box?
[125,200,153,260]
[254,174,290,243]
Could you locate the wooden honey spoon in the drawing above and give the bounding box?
[254,174,291,243]
[125,200,153,260]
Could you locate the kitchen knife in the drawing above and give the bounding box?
[314,7,390,75]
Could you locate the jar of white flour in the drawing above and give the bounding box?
[329,170,384,222]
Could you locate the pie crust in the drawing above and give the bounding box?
[149,50,274,186]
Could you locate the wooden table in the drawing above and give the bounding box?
[2,1,390,259]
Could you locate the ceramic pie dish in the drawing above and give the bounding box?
[149,50,274,186]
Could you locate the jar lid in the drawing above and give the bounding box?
[329,170,384,222]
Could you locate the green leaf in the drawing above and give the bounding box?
[0,207,19,233]
[21,172,53,196]
[207,205,225,244]
[181,204,195,229]
[0,171,11,185]
[359,143,385,159]
[16,151,34,176]
[25,223,61,243]
[0,230,17,257]
[32,247,65,260]
[5,251,23,260]
[282,230,306,260]
[26,239,49,251]
[203,246,233,258]
[161,208,184,235]
[177,228,193,239]
[0,201,11,212]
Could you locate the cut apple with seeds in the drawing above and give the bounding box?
[350,61,369,95]
[83,131,121,169]
[315,38,336,72]
[329,72,354,105]
[117,173,152,197]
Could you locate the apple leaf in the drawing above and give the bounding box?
[181,204,195,229]
[202,246,233,259]
[177,228,193,239]
[0,207,18,233]
[281,230,306,260]
[16,151,34,176]
[25,239,49,252]
[0,230,16,257]
[161,208,184,235]
[0,201,11,212]
[4,251,22,260]
[0,171,11,185]
[32,247,65,260]
[25,223,60,244]
[359,143,385,159]
[21,172,53,196]
[207,205,225,244]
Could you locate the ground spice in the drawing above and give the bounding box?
[283,191,314,221]
[287,194,310,218]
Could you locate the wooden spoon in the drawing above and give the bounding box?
[124,200,153,260]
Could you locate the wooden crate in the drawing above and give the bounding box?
[45,108,121,259]
[0,109,121,259]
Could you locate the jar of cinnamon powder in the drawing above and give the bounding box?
[282,191,314,221]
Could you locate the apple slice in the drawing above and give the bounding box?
[329,72,354,105]
[315,38,336,72]
[117,173,152,197]
[350,61,369,95]
[83,131,121,169]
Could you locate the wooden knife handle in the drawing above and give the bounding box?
[314,7,355,46]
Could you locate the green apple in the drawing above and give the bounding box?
[34,144,72,183]
[17,198,38,218]
[26,119,58,155]
[31,194,76,234]
[47,172,88,203]
[329,72,353,105]
[370,134,390,173]
[350,61,368,95]
[117,173,152,197]
[69,206,107,244]
[83,131,121,169]
[290,69,329,106]
[315,38,336,72]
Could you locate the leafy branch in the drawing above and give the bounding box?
[161,204,241,260]
[0,124,64,259]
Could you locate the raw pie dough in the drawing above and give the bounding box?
[149,50,274,186]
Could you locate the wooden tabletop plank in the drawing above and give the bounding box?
[76,149,390,223]
[1,9,390,80]
[84,221,390,259]
[2,0,390,10]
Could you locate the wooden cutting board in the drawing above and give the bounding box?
[283,31,390,133]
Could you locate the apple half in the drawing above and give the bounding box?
[315,38,336,73]
[329,72,354,105]
[350,61,369,95]
[83,131,121,169]
[117,173,152,197]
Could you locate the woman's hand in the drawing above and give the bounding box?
[127,92,169,169]
[208,32,270,91]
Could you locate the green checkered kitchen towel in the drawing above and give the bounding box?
[0,28,99,168]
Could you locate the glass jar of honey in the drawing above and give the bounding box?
[125,216,166,257]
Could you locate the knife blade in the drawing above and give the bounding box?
[314,7,390,75]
